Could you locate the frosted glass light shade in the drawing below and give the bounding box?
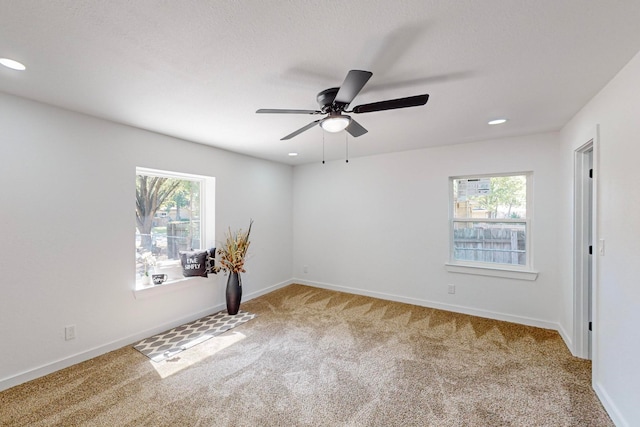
[320,116,351,133]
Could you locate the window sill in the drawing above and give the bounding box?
[445,263,538,281]
[133,277,202,299]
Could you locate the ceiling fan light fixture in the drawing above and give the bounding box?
[320,115,351,133]
[257,70,429,140]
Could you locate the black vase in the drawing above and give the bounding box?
[226,272,242,315]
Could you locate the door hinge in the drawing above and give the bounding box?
[589,321,592,331]
[589,245,592,255]
[589,168,593,178]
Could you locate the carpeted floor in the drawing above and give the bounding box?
[0,284,612,426]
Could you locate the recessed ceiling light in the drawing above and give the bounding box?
[488,118,507,125]
[0,58,26,71]
[288,152,298,157]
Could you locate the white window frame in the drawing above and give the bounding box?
[445,172,538,281]
[135,167,215,292]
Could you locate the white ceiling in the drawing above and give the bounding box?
[2,1,640,165]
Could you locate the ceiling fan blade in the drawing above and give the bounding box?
[257,108,321,114]
[334,70,373,105]
[352,94,429,114]
[280,120,321,140]
[346,119,368,137]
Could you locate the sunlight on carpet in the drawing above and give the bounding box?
[151,332,246,379]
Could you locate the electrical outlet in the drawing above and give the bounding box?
[65,325,76,341]
[303,265,308,274]
[448,284,456,294]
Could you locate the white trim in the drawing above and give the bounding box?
[449,172,533,270]
[135,167,216,290]
[452,218,527,224]
[135,166,210,250]
[449,171,532,180]
[573,135,596,359]
[0,278,294,392]
[444,263,538,281]
[591,126,600,378]
[133,276,204,299]
[135,167,210,181]
[594,381,628,427]
[0,304,220,392]
[556,322,573,353]
[243,278,293,300]
[293,279,556,330]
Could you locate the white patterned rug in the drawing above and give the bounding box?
[133,310,256,362]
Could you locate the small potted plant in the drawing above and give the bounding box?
[214,220,252,315]
[140,251,156,285]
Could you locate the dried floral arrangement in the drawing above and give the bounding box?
[214,220,253,274]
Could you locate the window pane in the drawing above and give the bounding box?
[453,221,526,265]
[136,173,203,279]
[453,176,526,219]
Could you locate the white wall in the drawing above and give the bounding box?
[560,50,640,427]
[292,133,565,331]
[0,92,293,390]
[4,47,639,422]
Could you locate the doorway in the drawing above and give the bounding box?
[574,139,596,360]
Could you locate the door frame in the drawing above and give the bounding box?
[573,126,599,360]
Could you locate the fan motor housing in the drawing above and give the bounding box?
[317,88,341,111]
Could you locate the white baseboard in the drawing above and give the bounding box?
[0,304,219,392]
[593,380,627,427]
[244,278,294,301]
[0,279,293,393]
[293,278,561,331]
[556,323,574,355]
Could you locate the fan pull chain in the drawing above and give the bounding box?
[322,131,325,164]
[345,132,349,163]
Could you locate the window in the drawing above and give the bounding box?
[135,167,213,287]
[449,173,532,271]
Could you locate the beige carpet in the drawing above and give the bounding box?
[0,284,612,426]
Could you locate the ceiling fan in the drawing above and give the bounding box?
[256,70,429,140]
